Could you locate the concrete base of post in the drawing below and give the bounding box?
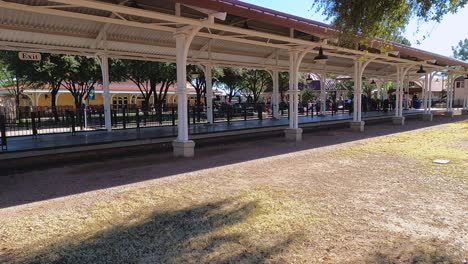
[461,109,468,115]
[172,140,195,158]
[422,113,433,121]
[392,116,405,125]
[443,111,454,118]
[284,128,303,142]
[350,121,365,132]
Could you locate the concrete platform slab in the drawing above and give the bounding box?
[284,128,303,141]
[422,113,433,121]
[350,121,365,132]
[172,140,195,158]
[392,116,405,125]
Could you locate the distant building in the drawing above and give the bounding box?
[0,81,223,111]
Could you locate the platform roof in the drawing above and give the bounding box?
[0,0,467,80]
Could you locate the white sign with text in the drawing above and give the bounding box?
[18,52,41,61]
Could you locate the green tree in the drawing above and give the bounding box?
[187,65,206,121]
[0,50,37,119]
[111,59,178,119]
[34,54,74,120]
[278,72,289,103]
[240,69,272,103]
[312,0,466,43]
[301,89,314,104]
[391,34,411,46]
[61,56,101,110]
[452,38,468,61]
[112,59,155,116]
[187,65,222,121]
[153,63,176,115]
[216,67,243,101]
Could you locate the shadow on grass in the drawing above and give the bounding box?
[363,238,463,264]
[15,199,294,264]
[0,116,466,209]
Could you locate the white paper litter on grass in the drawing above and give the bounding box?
[433,159,450,164]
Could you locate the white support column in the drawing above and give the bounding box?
[392,66,406,125]
[320,73,326,115]
[423,73,428,113]
[288,51,296,129]
[357,61,363,122]
[462,76,468,114]
[98,54,112,132]
[350,60,364,132]
[353,61,358,122]
[429,73,434,112]
[172,26,202,157]
[203,64,214,124]
[446,74,451,112]
[294,69,300,130]
[445,73,454,117]
[422,73,433,121]
[175,33,190,140]
[399,72,404,117]
[272,69,280,119]
[284,49,304,141]
[404,73,409,110]
[395,67,400,117]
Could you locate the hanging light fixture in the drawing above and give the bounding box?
[416,65,426,74]
[306,74,313,84]
[370,79,376,85]
[314,47,328,62]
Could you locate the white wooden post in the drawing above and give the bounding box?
[99,55,112,132]
[272,69,280,119]
[464,77,468,111]
[172,27,202,157]
[204,63,214,124]
[320,73,326,115]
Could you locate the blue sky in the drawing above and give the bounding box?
[242,0,467,58]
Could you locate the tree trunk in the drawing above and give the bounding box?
[15,92,21,123]
[15,76,21,122]
[143,97,150,118]
[196,92,202,122]
[51,90,59,122]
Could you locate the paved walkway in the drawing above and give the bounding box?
[1,110,421,153]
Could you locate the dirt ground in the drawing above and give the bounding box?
[0,115,467,263]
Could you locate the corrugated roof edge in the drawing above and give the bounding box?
[173,0,468,69]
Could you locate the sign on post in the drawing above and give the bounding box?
[18,52,41,61]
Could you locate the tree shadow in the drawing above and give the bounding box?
[10,199,295,264]
[363,238,463,264]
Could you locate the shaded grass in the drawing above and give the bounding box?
[1,187,320,263]
[364,237,462,264]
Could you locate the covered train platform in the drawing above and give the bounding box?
[1,0,468,158]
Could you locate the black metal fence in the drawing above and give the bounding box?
[1,98,461,142]
[0,102,289,138]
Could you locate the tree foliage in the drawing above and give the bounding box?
[34,54,74,119]
[240,69,272,103]
[452,38,468,61]
[216,67,243,101]
[0,50,37,117]
[61,56,101,110]
[111,59,177,116]
[312,0,466,44]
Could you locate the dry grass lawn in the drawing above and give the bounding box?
[0,119,467,263]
